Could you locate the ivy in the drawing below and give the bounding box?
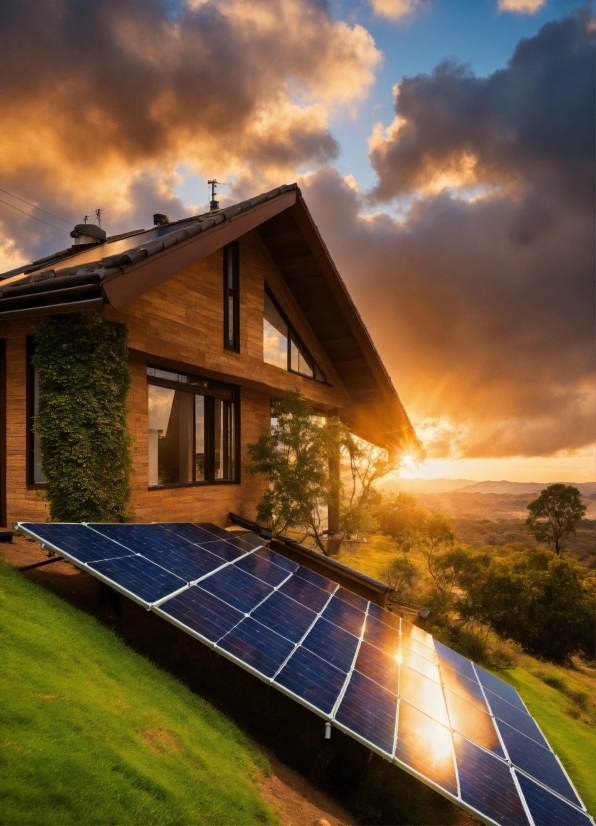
[32,313,131,522]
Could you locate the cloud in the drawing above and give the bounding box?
[0,0,380,267]
[370,0,421,21]
[498,0,546,13]
[301,13,595,459]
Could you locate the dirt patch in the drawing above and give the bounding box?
[38,693,57,700]
[259,749,355,826]
[143,727,180,753]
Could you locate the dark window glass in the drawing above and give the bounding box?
[27,341,47,485]
[224,243,239,351]
[148,367,237,487]
[263,286,325,382]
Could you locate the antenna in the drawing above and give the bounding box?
[207,179,226,212]
[94,208,102,228]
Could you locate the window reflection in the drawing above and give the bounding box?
[214,398,235,480]
[263,286,325,381]
[30,365,47,484]
[263,291,288,369]
[148,386,194,485]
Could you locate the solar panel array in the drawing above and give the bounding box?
[18,521,593,826]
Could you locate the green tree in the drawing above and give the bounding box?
[247,391,332,552]
[378,492,426,552]
[526,483,586,554]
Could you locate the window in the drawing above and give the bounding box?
[223,242,239,351]
[263,286,326,382]
[148,367,238,487]
[27,338,47,485]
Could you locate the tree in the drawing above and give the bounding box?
[526,484,586,554]
[247,391,332,552]
[378,492,426,552]
[339,433,396,538]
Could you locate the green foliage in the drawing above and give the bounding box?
[454,548,595,663]
[340,437,394,538]
[32,313,131,522]
[526,483,587,554]
[384,555,418,602]
[0,559,278,826]
[247,391,332,550]
[378,494,455,557]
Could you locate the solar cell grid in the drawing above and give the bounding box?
[399,664,449,727]
[321,596,366,638]
[367,601,401,630]
[485,688,548,747]
[302,617,359,673]
[353,640,399,694]
[161,522,222,545]
[274,646,346,714]
[293,565,336,592]
[438,662,488,711]
[435,640,477,682]
[216,617,295,678]
[363,614,401,656]
[156,585,243,643]
[334,587,369,612]
[199,565,273,614]
[198,539,246,563]
[496,720,581,806]
[20,522,132,565]
[233,552,291,588]
[278,574,333,613]
[251,590,317,643]
[88,555,186,606]
[516,771,592,826]
[400,645,441,682]
[454,734,531,826]
[335,669,397,756]
[394,700,458,796]
[253,545,299,573]
[474,663,527,713]
[444,689,505,757]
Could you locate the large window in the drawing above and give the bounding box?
[263,286,326,382]
[223,242,239,352]
[27,338,47,485]
[148,367,237,487]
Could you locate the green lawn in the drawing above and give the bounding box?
[0,559,279,826]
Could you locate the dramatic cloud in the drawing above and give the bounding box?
[370,0,421,21]
[498,0,546,13]
[303,13,595,459]
[0,0,380,264]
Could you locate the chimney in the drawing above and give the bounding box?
[153,213,170,226]
[70,223,107,246]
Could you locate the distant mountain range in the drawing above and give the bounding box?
[380,478,596,496]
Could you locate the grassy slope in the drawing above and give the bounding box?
[338,536,596,818]
[0,560,279,826]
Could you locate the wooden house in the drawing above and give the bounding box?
[0,183,418,530]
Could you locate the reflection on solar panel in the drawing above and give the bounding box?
[18,521,593,826]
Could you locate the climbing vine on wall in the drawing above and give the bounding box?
[32,312,131,522]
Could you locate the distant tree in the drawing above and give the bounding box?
[378,492,426,552]
[526,484,586,554]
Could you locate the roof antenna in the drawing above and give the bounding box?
[83,214,89,224]
[208,179,226,212]
[94,208,102,228]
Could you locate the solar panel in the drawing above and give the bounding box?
[17,521,593,826]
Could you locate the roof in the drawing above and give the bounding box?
[0,183,419,453]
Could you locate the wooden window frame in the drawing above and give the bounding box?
[223,242,240,352]
[26,336,48,488]
[147,366,240,489]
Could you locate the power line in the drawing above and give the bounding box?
[0,186,73,225]
[0,198,70,234]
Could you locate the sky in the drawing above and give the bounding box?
[0,0,593,482]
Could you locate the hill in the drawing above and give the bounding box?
[0,558,279,826]
[456,480,596,495]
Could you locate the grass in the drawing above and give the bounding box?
[337,535,596,818]
[0,559,279,826]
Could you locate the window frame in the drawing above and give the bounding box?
[223,242,240,352]
[147,366,240,489]
[263,284,326,383]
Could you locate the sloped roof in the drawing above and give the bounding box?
[0,183,419,453]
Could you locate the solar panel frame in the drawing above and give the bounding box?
[16,521,594,826]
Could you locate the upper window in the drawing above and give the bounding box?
[147,367,237,487]
[27,339,47,485]
[223,243,239,352]
[263,286,326,382]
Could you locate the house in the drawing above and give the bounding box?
[0,183,418,530]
